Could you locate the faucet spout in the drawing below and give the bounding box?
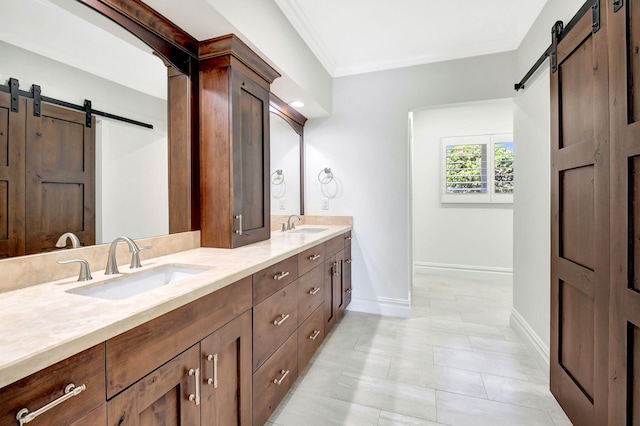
[105,236,141,275]
[286,214,301,231]
[56,232,81,249]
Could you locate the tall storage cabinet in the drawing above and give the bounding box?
[198,35,280,249]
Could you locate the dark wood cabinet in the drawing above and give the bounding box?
[198,35,280,249]
[0,344,105,426]
[324,233,353,335]
[107,345,201,426]
[200,310,252,426]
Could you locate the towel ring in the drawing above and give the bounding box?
[271,169,285,185]
[318,168,334,184]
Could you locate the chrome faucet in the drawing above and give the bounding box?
[105,236,147,275]
[56,232,81,249]
[286,214,301,231]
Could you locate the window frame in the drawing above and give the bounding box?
[440,133,514,204]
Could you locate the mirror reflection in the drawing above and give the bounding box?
[270,113,301,216]
[2,0,169,255]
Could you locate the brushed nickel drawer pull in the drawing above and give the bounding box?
[308,254,321,261]
[273,369,290,385]
[346,288,352,294]
[234,214,243,235]
[346,259,352,264]
[188,368,200,405]
[273,313,290,326]
[206,354,218,388]
[309,287,320,296]
[16,383,86,425]
[309,330,321,340]
[274,271,290,280]
[332,261,338,276]
[345,235,352,241]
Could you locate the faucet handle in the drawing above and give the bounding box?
[281,222,287,232]
[130,245,151,269]
[58,258,92,281]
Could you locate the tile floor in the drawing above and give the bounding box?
[267,274,573,426]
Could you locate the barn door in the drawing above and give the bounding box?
[608,0,640,423]
[549,4,609,425]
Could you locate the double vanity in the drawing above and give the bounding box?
[0,222,352,425]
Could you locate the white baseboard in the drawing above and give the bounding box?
[414,262,513,284]
[347,296,410,318]
[510,308,550,376]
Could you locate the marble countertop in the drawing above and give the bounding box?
[0,224,350,389]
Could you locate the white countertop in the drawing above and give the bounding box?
[0,225,350,389]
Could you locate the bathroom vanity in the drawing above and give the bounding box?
[0,224,352,426]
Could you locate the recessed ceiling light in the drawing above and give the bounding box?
[289,100,304,108]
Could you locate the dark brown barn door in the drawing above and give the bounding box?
[0,92,25,258]
[550,7,609,425]
[608,1,640,424]
[25,100,95,254]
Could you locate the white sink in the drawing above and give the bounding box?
[67,265,207,300]
[288,228,327,234]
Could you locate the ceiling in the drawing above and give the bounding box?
[275,0,549,77]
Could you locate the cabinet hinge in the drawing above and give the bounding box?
[613,0,623,13]
[9,78,19,112]
[591,0,600,33]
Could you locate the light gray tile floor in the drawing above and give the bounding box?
[267,274,573,426]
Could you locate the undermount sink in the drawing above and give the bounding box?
[67,265,207,300]
[288,228,327,234]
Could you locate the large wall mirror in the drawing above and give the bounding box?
[269,94,307,217]
[1,0,172,257]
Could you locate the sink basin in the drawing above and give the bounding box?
[288,228,327,234]
[67,265,207,300]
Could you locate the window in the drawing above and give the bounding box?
[441,133,513,203]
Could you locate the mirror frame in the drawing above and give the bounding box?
[269,93,308,215]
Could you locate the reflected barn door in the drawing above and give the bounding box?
[550,5,609,426]
[25,100,95,254]
[609,1,640,424]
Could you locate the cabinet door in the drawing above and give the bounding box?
[0,91,25,258]
[231,70,270,248]
[107,345,200,426]
[201,310,252,426]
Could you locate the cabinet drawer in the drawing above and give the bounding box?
[253,282,299,371]
[0,344,105,426]
[252,333,298,426]
[297,244,325,276]
[297,264,324,323]
[106,277,252,398]
[298,304,325,372]
[253,256,298,305]
[324,234,344,257]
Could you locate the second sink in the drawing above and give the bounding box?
[67,265,207,300]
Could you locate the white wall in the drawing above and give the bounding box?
[511,0,586,371]
[412,100,513,278]
[304,52,516,316]
[1,40,168,244]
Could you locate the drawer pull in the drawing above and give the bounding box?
[309,287,320,296]
[273,271,290,281]
[308,254,321,261]
[309,330,321,340]
[16,383,86,426]
[273,369,290,385]
[346,288,352,294]
[346,259,352,264]
[206,354,218,388]
[345,235,352,241]
[333,261,338,276]
[188,368,200,406]
[273,313,290,326]
[235,214,243,235]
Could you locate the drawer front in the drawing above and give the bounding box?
[0,344,105,426]
[297,244,325,276]
[253,282,299,371]
[106,277,252,398]
[324,234,344,258]
[252,333,298,426]
[297,264,324,324]
[253,256,298,305]
[298,304,325,372]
